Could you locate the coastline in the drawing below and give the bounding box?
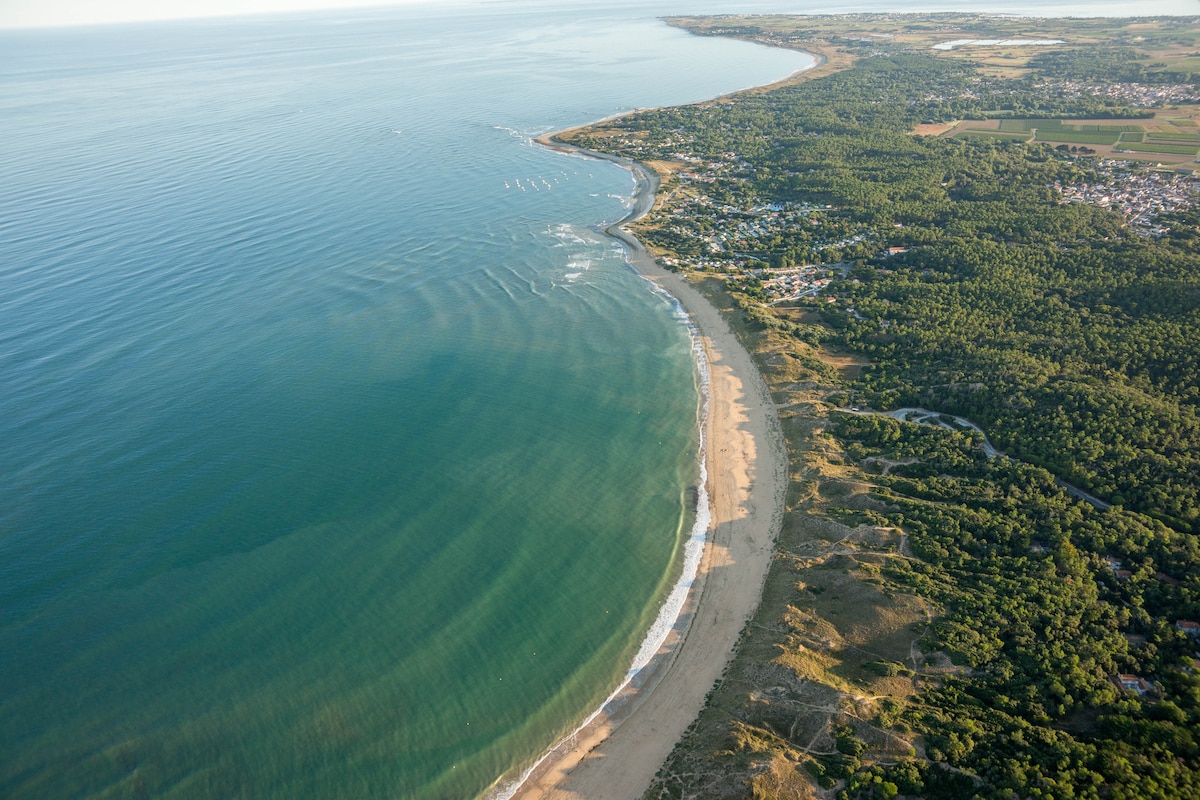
[500,133,789,798]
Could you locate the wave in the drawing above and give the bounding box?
[485,279,710,800]
[492,124,541,146]
[618,285,710,684]
[547,222,589,248]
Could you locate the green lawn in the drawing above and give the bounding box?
[1034,129,1123,145]
[999,118,1143,145]
[954,129,1032,141]
[999,118,1052,132]
[1069,123,1142,133]
[1148,132,1200,143]
[1119,141,1200,155]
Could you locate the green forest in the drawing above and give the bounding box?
[835,415,1199,799]
[567,51,1200,533]
[561,20,1200,800]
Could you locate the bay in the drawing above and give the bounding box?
[1,0,1190,796]
[0,3,808,798]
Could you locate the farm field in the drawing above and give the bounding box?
[948,111,1200,162]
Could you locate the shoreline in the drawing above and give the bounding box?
[500,131,789,798]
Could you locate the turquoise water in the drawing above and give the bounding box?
[0,4,809,797]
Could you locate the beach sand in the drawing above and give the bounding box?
[508,140,788,800]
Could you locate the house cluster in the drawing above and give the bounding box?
[1114,674,1154,695]
[757,265,836,302]
[1104,555,1133,581]
[655,195,838,265]
[657,254,751,272]
[1102,555,1190,587]
[725,205,833,251]
[822,232,873,252]
[1056,163,1198,235]
[1041,79,1200,107]
[1102,556,1200,697]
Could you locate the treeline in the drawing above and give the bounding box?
[834,414,1200,800]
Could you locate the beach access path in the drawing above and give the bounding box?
[510,138,788,799]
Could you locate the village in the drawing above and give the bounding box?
[648,189,857,302]
[1041,78,1200,107]
[1056,161,1199,235]
[756,263,840,302]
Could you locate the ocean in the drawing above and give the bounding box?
[2,0,1191,796]
[0,3,809,797]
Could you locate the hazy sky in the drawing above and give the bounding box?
[0,0,443,29]
[3,0,1196,29]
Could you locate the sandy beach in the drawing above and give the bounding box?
[505,138,788,799]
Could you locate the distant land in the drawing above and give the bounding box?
[548,13,1200,800]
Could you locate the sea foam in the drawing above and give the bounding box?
[487,284,710,800]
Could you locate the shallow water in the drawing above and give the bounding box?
[0,4,809,797]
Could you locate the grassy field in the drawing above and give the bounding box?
[1120,141,1200,155]
[1149,132,1200,143]
[954,130,1032,141]
[1035,129,1124,144]
[1151,56,1200,72]
[1072,124,1142,133]
[999,119,1141,133]
[998,119,1036,132]
[958,117,1200,150]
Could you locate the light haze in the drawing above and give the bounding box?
[4,0,1198,29]
[0,0,441,29]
